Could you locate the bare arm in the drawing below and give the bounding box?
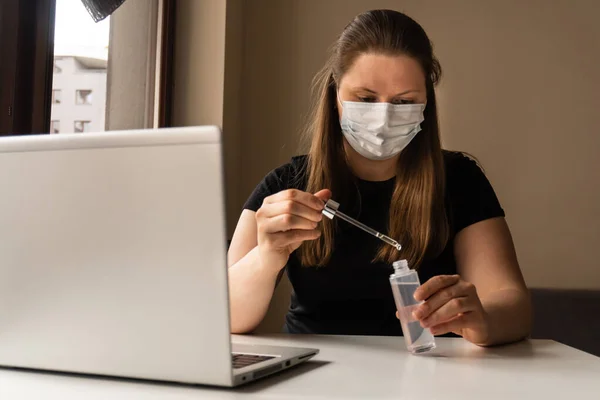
[412,217,531,346]
[227,189,331,334]
[227,211,281,334]
[455,217,532,345]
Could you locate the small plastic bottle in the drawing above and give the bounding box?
[389,260,436,354]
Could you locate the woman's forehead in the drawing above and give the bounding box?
[340,53,426,93]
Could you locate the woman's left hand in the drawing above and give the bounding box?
[409,275,491,345]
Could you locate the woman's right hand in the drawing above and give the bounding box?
[255,188,332,272]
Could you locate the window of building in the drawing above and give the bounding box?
[52,89,61,104]
[76,90,93,105]
[74,120,91,133]
[50,120,60,134]
[53,62,62,73]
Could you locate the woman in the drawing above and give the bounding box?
[227,9,531,346]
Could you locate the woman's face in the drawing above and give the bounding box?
[337,53,427,110]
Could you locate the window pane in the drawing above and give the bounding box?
[51,0,109,134]
[76,90,93,105]
[52,90,62,104]
[50,120,60,134]
[74,120,91,133]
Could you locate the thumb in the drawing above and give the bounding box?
[314,189,332,203]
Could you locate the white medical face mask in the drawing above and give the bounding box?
[339,99,425,161]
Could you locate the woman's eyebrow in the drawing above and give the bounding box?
[352,87,377,94]
[394,89,422,96]
[351,87,422,96]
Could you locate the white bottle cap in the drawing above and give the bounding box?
[393,259,409,271]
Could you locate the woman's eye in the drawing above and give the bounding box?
[358,96,376,103]
[392,99,415,105]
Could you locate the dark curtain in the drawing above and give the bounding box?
[80,0,126,22]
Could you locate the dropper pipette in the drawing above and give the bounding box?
[322,199,402,251]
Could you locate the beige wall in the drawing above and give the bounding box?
[173,0,226,127]
[174,0,600,331]
[173,0,242,235]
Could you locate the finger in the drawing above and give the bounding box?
[260,200,323,223]
[414,274,461,302]
[264,189,325,211]
[420,296,475,328]
[429,313,472,336]
[262,214,317,233]
[271,229,321,247]
[314,189,332,203]
[413,280,473,320]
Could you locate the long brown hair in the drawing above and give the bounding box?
[298,9,449,268]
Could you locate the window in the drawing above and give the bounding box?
[50,120,60,134]
[52,89,61,104]
[74,120,91,133]
[76,90,93,105]
[1,0,175,136]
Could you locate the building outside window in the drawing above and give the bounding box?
[50,0,108,134]
[51,57,106,133]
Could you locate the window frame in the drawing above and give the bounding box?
[157,0,175,128]
[0,0,55,136]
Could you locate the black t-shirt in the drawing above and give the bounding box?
[243,151,505,336]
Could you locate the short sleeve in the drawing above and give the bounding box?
[446,152,505,233]
[242,156,308,212]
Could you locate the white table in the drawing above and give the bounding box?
[1,334,599,399]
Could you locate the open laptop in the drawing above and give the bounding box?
[0,126,318,387]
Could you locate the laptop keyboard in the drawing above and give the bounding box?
[232,353,275,369]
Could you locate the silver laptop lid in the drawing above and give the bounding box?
[0,126,234,386]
